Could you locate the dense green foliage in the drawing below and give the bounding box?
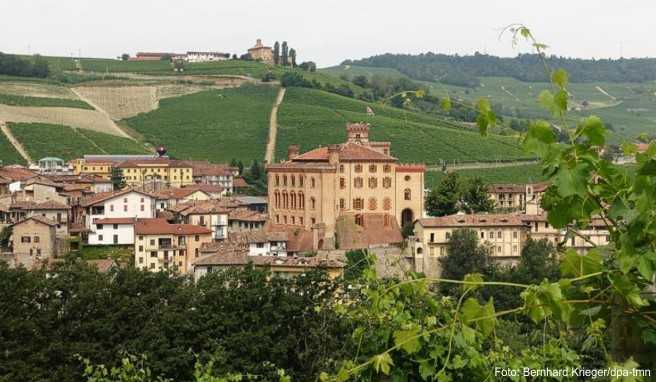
[0,132,26,165]
[0,52,49,78]
[425,163,546,188]
[426,172,494,216]
[125,85,278,163]
[0,261,350,381]
[343,52,656,85]
[276,87,530,164]
[0,93,94,109]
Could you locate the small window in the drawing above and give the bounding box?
[354,177,363,188]
[383,164,391,173]
[404,188,411,201]
[480,231,485,239]
[150,239,155,246]
[21,236,31,243]
[195,235,200,242]
[368,177,377,189]
[497,231,502,239]
[339,165,345,173]
[404,175,411,181]
[354,164,363,173]
[369,164,377,173]
[340,177,346,189]
[513,231,518,239]
[139,245,143,252]
[446,232,451,240]
[150,251,157,258]
[98,234,104,241]
[123,205,128,212]
[430,233,435,242]
[139,257,144,264]
[383,177,392,188]
[113,224,118,230]
[339,198,345,209]
[34,236,40,243]
[97,224,104,230]
[368,197,377,210]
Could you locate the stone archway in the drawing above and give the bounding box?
[401,208,414,228]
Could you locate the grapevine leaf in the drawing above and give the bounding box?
[637,254,655,280]
[553,89,568,114]
[578,116,606,145]
[462,273,484,292]
[637,159,656,176]
[538,90,555,110]
[553,163,588,197]
[393,328,421,354]
[609,273,648,307]
[560,249,602,278]
[371,353,394,375]
[551,68,569,88]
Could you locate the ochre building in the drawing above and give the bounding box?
[267,123,425,249]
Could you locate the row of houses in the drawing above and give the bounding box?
[129,38,274,64]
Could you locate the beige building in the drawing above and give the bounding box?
[10,216,58,269]
[266,123,425,250]
[134,218,212,273]
[522,214,611,254]
[487,181,549,214]
[413,213,526,277]
[71,158,113,179]
[247,39,273,64]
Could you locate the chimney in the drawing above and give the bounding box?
[287,144,300,160]
[327,144,340,165]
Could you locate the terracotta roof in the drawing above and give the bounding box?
[134,218,212,235]
[24,176,60,188]
[0,176,11,184]
[228,208,267,222]
[10,200,70,211]
[185,161,236,177]
[243,230,287,243]
[80,189,154,207]
[86,259,117,273]
[489,183,526,193]
[94,217,137,225]
[396,164,426,173]
[183,184,225,194]
[153,188,210,200]
[265,224,315,253]
[418,213,526,228]
[233,177,249,188]
[0,166,36,181]
[178,200,231,215]
[12,215,57,227]
[293,142,397,163]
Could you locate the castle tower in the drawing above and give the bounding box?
[346,122,370,144]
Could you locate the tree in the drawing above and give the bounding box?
[461,177,494,213]
[439,228,489,286]
[249,160,261,180]
[111,167,125,190]
[273,41,280,65]
[299,61,316,72]
[281,41,289,66]
[237,160,244,174]
[426,172,460,216]
[280,72,310,88]
[121,53,130,61]
[352,75,369,87]
[160,53,172,61]
[289,48,296,67]
[261,71,275,82]
[516,238,559,283]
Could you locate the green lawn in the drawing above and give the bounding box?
[77,129,149,155]
[124,85,278,163]
[0,93,93,109]
[425,164,546,189]
[276,87,530,164]
[9,123,104,161]
[0,132,26,165]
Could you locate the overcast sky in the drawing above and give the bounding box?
[1,1,653,67]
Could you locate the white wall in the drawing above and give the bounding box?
[86,192,156,228]
[88,224,134,245]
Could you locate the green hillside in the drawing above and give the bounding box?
[0,133,26,165]
[124,85,278,163]
[0,93,93,109]
[425,164,545,189]
[275,87,529,164]
[8,122,148,161]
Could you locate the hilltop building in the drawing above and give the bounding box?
[247,39,273,64]
[185,51,230,62]
[266,122,425,250]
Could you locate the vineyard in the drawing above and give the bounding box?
[0,93,93,110]
[275,87,530,164]
[124,85,278,163]
[0,131,26,165]
[425,164,546,188]
[7,122,147,161]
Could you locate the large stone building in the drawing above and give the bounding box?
[247,39,273,64]
[117,159,194,188]
[266,123,425,249]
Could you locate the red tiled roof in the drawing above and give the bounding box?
[0,166,36,181]
[293,142,397,162]
[233,178,249,188]
[86,259,117,273]
[153,188,209,200]
[489,184,526,193]
[134,218,212,235]
[183,184,225,194]
[12,215,57,227]
[80,189,154,207]
[10,200,70,211]
[396,164,426,173]
[228,208,267,222]
[418,213,526,228]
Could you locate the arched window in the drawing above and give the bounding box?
[275,175,280,186]
[299,176,304,187]
[383,177,392,188]
[354,177,363,188]
[383,197,392,210]
[283,175,288,186]
[311,177,316,188]
[310,197,316,210]
[283,191,289,209]
[299,192,304,209]
[368,177,377,189]
[291,192,296,209]
[353,198,364,210]
[368,197,377,210]
[275,191,280,208]
[404,188,411,201]
[291,175,296,187]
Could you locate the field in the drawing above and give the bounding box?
[425,164,547,188]
[0,80,78,99]
[275,87,530,164]
[0,93,93,109]
[124,85,278,163]
[320,65,409,80]
[7,122,147,161]
[72,86,158,119]
[0,131,26,165]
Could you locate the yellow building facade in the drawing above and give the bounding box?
[118,159,194,188]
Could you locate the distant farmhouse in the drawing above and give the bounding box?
[129,51,229,63]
